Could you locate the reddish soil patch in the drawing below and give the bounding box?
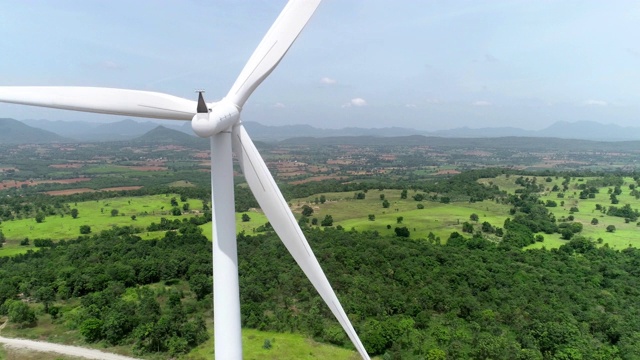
[101,186,143,192]
[327,159,355,165]
[464,150,492,156]
[45,186,144,196]
[45,188,95,196]
[289,175,345,185]
[279,171,307,177]
[51,178,91,184]
[0,177,91,189]
[156,145,186,151]
[126,166,167,171]
[49,163,84,169]
[193,151,210,159]
[435,169,461,175]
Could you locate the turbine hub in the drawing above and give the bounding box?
[192,99,240,138]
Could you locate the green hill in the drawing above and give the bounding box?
[0,118,68,144]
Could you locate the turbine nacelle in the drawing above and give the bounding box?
[191,98,240,138]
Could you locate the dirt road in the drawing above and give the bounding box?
[0,336,140,360]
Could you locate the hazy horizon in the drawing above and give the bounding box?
[1,0,638,131]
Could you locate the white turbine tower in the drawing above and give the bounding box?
[0,1,370,359]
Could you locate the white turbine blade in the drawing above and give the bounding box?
[226,0,322,107]
[0,87,196,120]
[232,124,370,360]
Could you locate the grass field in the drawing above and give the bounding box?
[187,327,365,360]
[3,174,639,255]
[481,175,640,250]
[291,189,510,242]
[0,194,206,257]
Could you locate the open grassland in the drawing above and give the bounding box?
[483,175,640,249]
[0,194,206,256]
[291,189,510,242]
[187,327,365,360]
[198,211,269,241]
[3,173,640,255]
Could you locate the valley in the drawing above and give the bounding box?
[1,126,640,359]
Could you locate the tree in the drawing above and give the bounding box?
[171,207,182,216]
[311,218,318,226]
[182,203,190,212]
[319,195,326,204]
[6,300,36,326]
[368,214,375,221]
[382,199,390,208]
[380,194,385,200]
[71,208,79,219]
[394,227,410,237]
[606,225,616,233]
[189,274,213,301]
[355,192,366,200]
[35,212,45,223]
[80,318,103,342]
[0,230,4,243]
[400,189,408,199]
[111,209,119,217]
[321,215,333,227]
[470,213,479,222]
[80,225,91,234]
[301,205,314,217]
[35,286,55,312]
[396,216,403,224]
[591,218,599,225]
[170,197,179,207]
[241,213,251,222]
[417,203,424,209]
[561,228,574,240]
[462,222,474,233]
[131,215,137,221]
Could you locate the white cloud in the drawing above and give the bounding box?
[320,77,337,85]
[342,98,367,108]
[583,99,608,106]
[405,103,417,108]
[472,100,491,106]
[272,102,286,109]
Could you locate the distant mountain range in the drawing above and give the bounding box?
[132,125,207,148]
[0,118,69,144]
[21,118,186,141]
[3,118,640,143]
[242,120,640,142]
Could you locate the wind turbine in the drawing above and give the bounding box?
[0,1,370,359]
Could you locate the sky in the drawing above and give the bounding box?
[1,0,639,131]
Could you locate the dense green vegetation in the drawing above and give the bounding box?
[4,134,640,359]
[2,225,640,359]
[0,226,211,357]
